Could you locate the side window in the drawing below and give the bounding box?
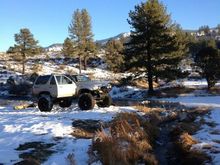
[63,76,72,84]
[72,75,77,82]
[55,76,62,85]
[50,76,56,85]
[55,76,72,85]
[35,75,50,85]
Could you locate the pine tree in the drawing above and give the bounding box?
[62,37,76,58]
[125,0,187,95]
[190,39,217,58]
[195,46,220,89]
[199,25,210,35]
[154,25,189,81]
[217,24,220,35]
[68,9,95,73]
[105,38,124,72]
[13,28,39,74]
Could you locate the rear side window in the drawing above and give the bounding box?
[35,75,50,85]
[55,76,62,84]
[50,76,56,85]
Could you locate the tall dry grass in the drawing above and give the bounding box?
[92,112,158,165]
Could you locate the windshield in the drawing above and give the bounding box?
[76,75,91,82]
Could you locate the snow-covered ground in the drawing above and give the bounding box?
[0,103,136,165]
[1,53,220,164]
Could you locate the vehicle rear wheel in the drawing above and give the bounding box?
[59,98,72,108]
[38,95,53,112]
[78,93,95,110]
[97,94,112,107]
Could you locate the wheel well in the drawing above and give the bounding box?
[78,89,91,95]
[38,91,51,97]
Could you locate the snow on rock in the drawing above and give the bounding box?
[110,86,146,99]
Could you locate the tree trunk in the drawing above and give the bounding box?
[155,76,159,83]
[147,54,154,95]
[207,77,215,90]
[22,53,26,74]
[83,56,87,70]
[79,55,82,74]
[147,69,154,95]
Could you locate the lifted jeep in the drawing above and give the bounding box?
[32,74,112,112]
[67,74,112,109]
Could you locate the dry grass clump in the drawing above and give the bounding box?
[178,132,198,150]
[135,105,163,114]
[174,132,211,165]
[91,112,158,165]
[135,105,169,125]
[71,128,94,139]
[87,73,95,80]
[32,64,43,74]
[66,68,77,75]
[59,64,66,70]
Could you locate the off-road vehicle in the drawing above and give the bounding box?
[32,74,76,111]
[67,74,112,109]
[32,74,112,112]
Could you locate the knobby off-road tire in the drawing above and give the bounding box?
[78,93,95,110]
[59,98,72,108]
[38,95,53,112]
[97,94,112,108]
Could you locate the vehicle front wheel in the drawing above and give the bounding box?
[97,94,112,107]
[59,98,72,108]
[38,96,53,112]
[78,93,95,110]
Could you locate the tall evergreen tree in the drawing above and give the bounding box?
[189,39,217,58]
[62,37,76,58]
[105,38,125,72]
[81,9,96,70]
[68,9,95,73]
[199,25,210,35]
[13,28,39,74]
[217,24,220,35]
[195,46,220,89]
[125,0,187,94]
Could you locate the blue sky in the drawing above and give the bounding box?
[0,0,220,51]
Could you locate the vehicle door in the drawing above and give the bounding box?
[55,75,76,98]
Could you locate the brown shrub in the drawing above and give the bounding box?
[59,64,66,70]
[32,64,43,73]
[135,105,163,114]
[92,113,158,165]
[87,73,95,80]
[174,132,211,165]
[71,128,94,139]
[66,68,77,75]
[178,132,197,150]
[132,78,159,89]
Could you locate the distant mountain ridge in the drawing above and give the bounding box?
[44,43,63,52]
[44,27,220,52]
[96,32,131,46]
[44,32,131,52]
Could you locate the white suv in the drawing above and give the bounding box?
[32,74,112,112]
[33,74,77,111]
